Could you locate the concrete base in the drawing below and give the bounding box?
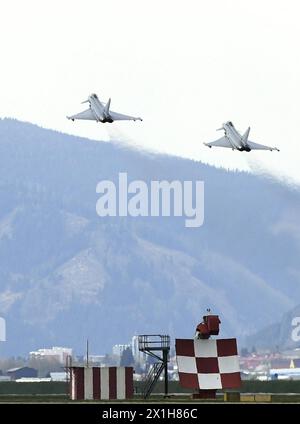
[192,389,217,399]
[224,392,240,402]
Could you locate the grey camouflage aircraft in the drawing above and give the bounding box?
[204,121,279,152]
[67,93,143,123]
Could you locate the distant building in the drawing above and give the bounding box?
[29,347,72,364]
[131,335,146,365]
[0,376,11,382]
[16,377,51,383]
[291,359,300,368]
[270,359,291,369]
[112,345,131,358]
[84,355,106,364]
[270,367,300,380]
[50,372,68,382]
[7,367,38,380]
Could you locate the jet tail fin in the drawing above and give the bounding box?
[104,98,111,115]
[242,127,250,142]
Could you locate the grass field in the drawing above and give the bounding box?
[0,380,300,403]
[0,394,300,403]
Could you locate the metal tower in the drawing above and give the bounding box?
[138,334,170,399]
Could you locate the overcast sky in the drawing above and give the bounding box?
[1,0,300,184]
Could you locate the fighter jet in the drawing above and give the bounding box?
[204,121,279,152]
[67,93,143,123]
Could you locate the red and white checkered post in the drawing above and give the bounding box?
[176,338,241,391]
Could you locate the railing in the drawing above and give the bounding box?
[138,335,170,352]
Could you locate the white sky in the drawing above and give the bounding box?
[1,0,300,184]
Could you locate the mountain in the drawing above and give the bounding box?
[0,117,300,356]
[246,303,300,351]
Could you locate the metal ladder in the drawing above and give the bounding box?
[142,362,165,399]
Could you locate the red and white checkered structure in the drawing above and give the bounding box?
[70,366,134,400]
[175,338,241,390]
